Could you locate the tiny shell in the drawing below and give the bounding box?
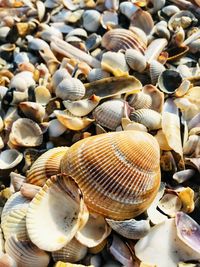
[56,78,85,101]
[87,68,110,82]
[125,49,147,73]
[82,10,101,32]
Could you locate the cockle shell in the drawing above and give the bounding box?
[101,29,146,53]
[82,10,101,32]
[26,147,68,187]
[61,131,161,220]
[9,118,43,147]
[130,8,154,35]
[125,92,152,110]
[87,68,110,82]
[5,235,50,267]
[19,102,45,123]
[125,49,147,73]
[130,109,162,130]
[51,68,71,93]
[9,71,35,92]
[52,238,87,263]
[149,60,165,85]
[92,99,128,130]
[26,175,89,251]
[56,78,85,101]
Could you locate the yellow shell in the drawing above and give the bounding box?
[61,131,161,220]
[26,147,68,186]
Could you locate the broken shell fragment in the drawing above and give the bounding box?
[158,194,182,217]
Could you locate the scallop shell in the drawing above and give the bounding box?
[19,102,45,123]
[87,68,110,82]
[92,99,128,130]
[82,10,101,32]
[101,29,146,53]
[125,49,147,73]
[26,147,68,187]
[125,92,152,110]
[106,218,150,239]
[5,235,50,267]
[9,118,43,147]
[75,213,111,248]
[61,130,161,220]
[26,175,89,251]
[130,109,162,130]
[56,78,85,101]
[52,238,87,263]
[0,149,23,172]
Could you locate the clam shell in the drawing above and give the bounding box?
[158,69,183,94]
[52,238,87,263]
[125,49,147,73]
[144,38,168,64]
[125,92,152,110]
[19,102,45,123]
[61,131,161,220]
[82,10,101,32]
[10,172,26,193]
[173,169,196,184]
[106,218,150,239]
[158,194,182,217]
[101,29,146,53]
[75,213,111,248]
[9,71,35,92]
[149,60,165,85]
[5,235,50,267]
[87,68,110,82]
[48,119,67,137]
[119,1,138,19]
[92,99,127,130]
[130,8,154,35]
[34,86,52,105]
[168,11,197,32]
[0,149,23,171]
[26,175,89,251]
[26,147,68,187]
[143,84,164,113]
[9,118,43,147]
[20,183,41,199]
[130,109,162,130]
[56,78,85,101]
[121,118,148,132]
[100,11,118,30]
[51,68,71,93]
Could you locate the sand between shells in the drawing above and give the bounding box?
[0,0,200,266]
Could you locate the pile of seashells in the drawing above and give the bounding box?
[0,0,200,266]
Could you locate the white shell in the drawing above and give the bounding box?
[125,49,147,73]
[0,149,23,170]
[126,92,152,110]
[145,38,168,64]
[56,78,85,101]
[158,194,182,217]
[9,71,35,92]
[48,119,66,137]
[87,68,110,82]
[82,10,101,32]
[150,60,165,85]
[119,2,138,19]
[5,235,50,267]
[93,100,127,130]
[26,176,89,251]
[19,102,45,123]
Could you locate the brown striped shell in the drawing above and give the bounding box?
[26,147,68,186]
[61,131,161,220]
[101,29,146,53]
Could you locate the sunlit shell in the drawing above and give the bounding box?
[26,175,89,251]
[9,71,35,92]
[168,11,197,32]
[51,68,71,93]
[173,169,196,184]
[92,99,128,130]
[34,86,52,105]
[52,238,87,263]
[100,11,118,30]
[10,172,26,193]
[87,68,110,82]
[125,49,147,73]
[106,218,150,239]
[130,109,162,130]
[56,78,85,101]
[154,130,171,151]
[143,84,164,113]
[119,1,138,19]
[158,194,182,217]
[20,183,41,200]
[76,213,111,248]
[0,149,23,171]
[176,187,194,214]
[19,102,45,123]
[122,118,148,132]
[144,38,167,64]
[101,29,146,53]
[130,8,154,35]
[26,147,68,187]
[82,10,101,32]
[153,21,170,40]
[61,131,161,220]
[125,92,152,110]
[149,60,165,85]
[5,235,50,267]
[9,118,43,147]
[88,238,107,254]
[48,119,67,138]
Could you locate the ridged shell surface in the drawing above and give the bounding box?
[125,49,147,73]
[26,147,68,186]
[87,68,110,82]
[126,92,152,110]
[101,29,146,53]
[61,131,161,220]
[93,100,126,130]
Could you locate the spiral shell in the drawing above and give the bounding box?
[56,78,85,101]
[101,29,146,53]
[61,131,161,220]
[26,147,68,187]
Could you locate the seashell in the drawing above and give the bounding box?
[175,212,200,253]
[125,49,147,73]
[76,213,111,248]
[100,11,118,30]
[105,0,119,11]
[84,76,142,99]
[9,71,35,92]
[143,84,164,113]
[183,135,200,157]
[119,1,138,19]
[5,235,50,267]
[153,21,170,40]
[0,253,17,267]
[19,102,45,123]
[52,238,87,263]
[66,28,87,39]
[63,95,100,117]
[92,99,128,130]
[175,80,191,98]
[161,5,180,17]
[35,85,52,105]
[39,47,60,74]
[26,175,89,251]
[158,69,183,94]
[9,118,43,147]
[157,194,182,217]
[148,0,166,13]
[177,186,195,213]
[101,29,146,53]
[61,130,161,220]
[82,10,101,32]
[48,119,67,137]
[4,107,20,131]
[10,172,26,193]
[51,68,71,93]
[56,78,85,101]
[20,183,41,199]
[135,218,200,267]
[54,110,94,131]
[188,112,200,130]
[125,92,152,110]
[87,68,110,82]
[38,24,63,42]
[0,149,23,173]
[145,38,168,64]
[155,130,171,151]
[101,52,129,76]
[54,262,94,267]
[51,37,101,68]
[88,239,107,254]
[168,11,197,32]
[130,8,154,35]
[130,109,162,130]
[85,33,101,51]
[36,0,46,21]
[167,46,189,62]
[106,218,150,239]
[173,169,196,184]
[27,35,50,51]
[121,118,148,132]
[129,26,148,46]
[26,147,68,187]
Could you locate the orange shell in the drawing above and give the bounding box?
[26,147,68,186]
[61,131,160,220]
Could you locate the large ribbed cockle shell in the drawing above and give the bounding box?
[61,131,161,220]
